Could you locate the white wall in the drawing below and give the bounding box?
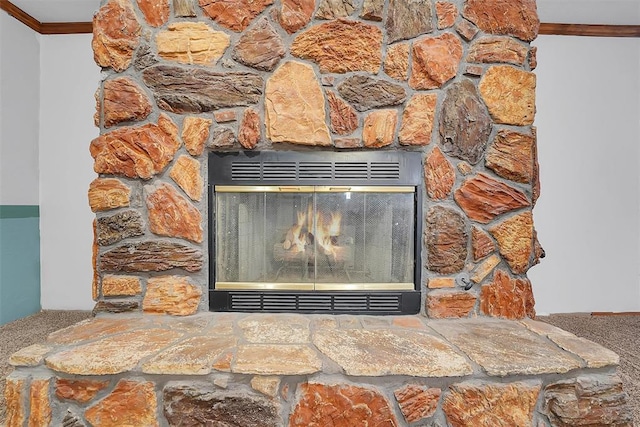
[39,34,99,310]
[0,12,40,205]
[529,35,640,314]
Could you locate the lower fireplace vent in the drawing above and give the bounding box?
[219,292,410,314]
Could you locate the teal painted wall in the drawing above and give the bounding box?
[0,206,41,325]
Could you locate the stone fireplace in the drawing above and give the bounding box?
[4,0,634,425]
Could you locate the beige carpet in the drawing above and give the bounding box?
[0,311,637,425]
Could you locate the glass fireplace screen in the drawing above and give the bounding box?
[214,186,416,291]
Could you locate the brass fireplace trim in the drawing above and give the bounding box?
[214,185,416,193]
[215,282,414,291]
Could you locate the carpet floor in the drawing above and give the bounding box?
[0,311,637,425]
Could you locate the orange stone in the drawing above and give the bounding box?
[428,277,455,289]
[467,36,529,66]
[479,65,536,126]
[279,0,314,33]
[199,0,273,31]
[363,109,397,148]
[391,316,426,329]
[462,0,540,42]
[327,91,358,135]
[443,381,541,426]
[88,178,131,212]
[427,290,477,319]
[291,19,383,74]
[90,114,181,180]
[239,108,261,149]
[182,116,212,156]
[92,0,141,72]
[55,378,110,403]
[170,155,203,202]
[137,0,170,26]
[480,269,536,319]
[394,385,441,423]
[143,275,202,315]
[102,77,152,128]
[384,42,409,81]
[399,93,437,146]
[214,110,237,123]
[410,33,463,90]
[85,380,158,427]
[470,253,501,284]
[454,173,530,224]
[28,378,52,427]
[4,376,26,427]
[146,182,203,243]
[489,211,534,274]
[486,129,535,184]
[436,2,457,29]
[102,275,142,297]
[471,226,495,261]
[290,383,398,427]
[425,146,455,200]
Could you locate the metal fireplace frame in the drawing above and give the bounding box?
[208,150,423,314]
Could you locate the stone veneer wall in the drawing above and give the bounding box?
[89,0,542,319]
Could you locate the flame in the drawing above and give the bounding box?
[284,204,343,259]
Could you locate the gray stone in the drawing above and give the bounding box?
[173,0,197,17]
[360,0,383,21]
[386,0,434,42]
[163,382,280,426]
[316,0,355,19]
[232,18,285,71]
[313,328,473,377]
[208,127,237,148]
[430,319,583,376]
[142,65,263,114]
[99,241,203,272]
[337,75,406,112]
[439,79,492,165]
[133,43,159,71]
[426,206,468,275]
[96,210,144,246]
[92,300,140,315]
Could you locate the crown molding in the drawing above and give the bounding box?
[1,0,640,37]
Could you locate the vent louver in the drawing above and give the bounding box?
[227,292,403,313]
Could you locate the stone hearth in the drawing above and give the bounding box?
[5,314,633,426]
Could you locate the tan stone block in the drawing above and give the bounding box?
[327,90,358,135]
[142,335,237,374]
[102,275,142,297]
[137,0,169,26]
[92,0,141,72]
[363,109,397,148]
[427,290,477,319]
[143,275,202,316]
[470,254,501,284]
[233,344,322,375]
[214,110,237,123]
[182,116,211,156]
[28,378,52,427]
[239,108,261,149]
[436,2,457,29]
[251,376,280,397]
[529,45,538,70]
[146,182,203,243]
[238,314,310,343]
[399,93,437,146]
[199,0,274,31]
[316,0,355,19]
[102,77,152,128]
[46,328,183,375]
[457,161,472,175]
[47,316,150,345]
[471,226,495,261]
[85,380,159,427]
[395,384,441,423]
[4,375,26,427]
[55,378,110,403]
[157,22,229,65]
[266,61,331,146]
[291,19,383,74]
[279,0,314,33]
[9,344,52,367]
[443,381,541,427]
[490,211,534,274]
[428,277,455,289]
[410,33,463,90]
[486,129,535,184]
[291,383,399,427]
[170,155,203,202]
[334,137,362,149]
[468,36,529,66]
[391,316,426,329]
[479,65,536,125]
[90,114,181,180]
[462,0,540,42]
[424,146,455,200]
[88,178,131,212]
[384,42,409,81]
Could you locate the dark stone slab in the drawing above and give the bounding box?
[425,206,468,275]
[96,210,144,246]
[99,241,203,272]
[385,0,434,42]
[337,75,406,112]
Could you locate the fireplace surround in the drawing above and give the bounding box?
[209,151,422,314]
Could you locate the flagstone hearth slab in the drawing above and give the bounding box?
[430,319,583,376]
[312,328,473,377]
[237,314,311,343]
[232,344,323,375]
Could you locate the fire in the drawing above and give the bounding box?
[283,204,343,259]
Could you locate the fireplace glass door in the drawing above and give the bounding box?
[214,186,415,291]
